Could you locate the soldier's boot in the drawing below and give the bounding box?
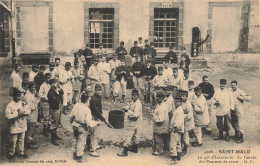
[225,131,230,142]
[117,147,128,157]
[73,152,77,160]
[76,156,82,163]
[230,130,238,141]
[180,145,188,156]
[213,130,224,140]
[128,144,138,153]
[152,95,155,105]
[177,152,181,161]
[43,125,49,137]
[55,130,62,140]
[51,130,59,146]
[236,132,244,144]
[171,156,177,162]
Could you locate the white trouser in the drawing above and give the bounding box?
[194,126,202,144]
[90,125,101,152]
[114,80,127,96]
[170,132,182,157]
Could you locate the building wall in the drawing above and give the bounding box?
[2,0,259,58]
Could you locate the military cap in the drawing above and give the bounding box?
[145,59,151,63]
[44,73,51,78]
[120,41,124,45]
[65,62,71,67]
[172,67,178,71]
[178,89,188,96]
[50,62,55,67]
[194,86,202,92]
[156,92,165,99]
[28,81,36,88]
[55,57,60,61]
[132,89,139,95]
[158,66,164,71]
[40,65,46,70]
[22,72,29,78]
[220,79,227,84]
[144,39,148,42]
[188,80,194,85]
[112,53,117,57]
[138,37,142,40]
[12,88,22,97]
[49,79,57,85]
[95,84,102,91]
[32,64,39,69]
[134,41,138,45]
[183,69,189,74]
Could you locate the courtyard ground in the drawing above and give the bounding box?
[0,55,260,166]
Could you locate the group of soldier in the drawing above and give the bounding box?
[6,37,251,163]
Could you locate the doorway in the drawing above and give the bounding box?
[191,27,200,57]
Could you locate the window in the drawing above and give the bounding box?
[89,8,114,49]
[153,8,179,48]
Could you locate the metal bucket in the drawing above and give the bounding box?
[108,110,125,129]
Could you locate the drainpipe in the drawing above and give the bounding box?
[9,0,15,67]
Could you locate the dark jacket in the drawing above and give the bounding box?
[146,47,157,58]
[130,46,143,57]
[131,62,146,78]
[90,93,105,121]
[164,51,178,64]
[115,65,130,82]
[143,44,151,55]
[144,65,157,81]
[47,86,63,110]
[198,82,215,100]
[179,61,189,71]
[115,46,127,61]
[34,72,45,92]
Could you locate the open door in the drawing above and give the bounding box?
[191,27,200,57]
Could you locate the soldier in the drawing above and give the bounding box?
[137,37,144,50]
[10,63,23,96]
[130,55,146,96]
[191,86,209,147]
[164,46,178,68]
[152,92,169,156]
[23,82,39,149]
[145,42,157,65]
[70,93,101,162]
[151,66,168,105]
[143,39,150,61]
[114,59,130,102]
[179,90,194,156]
[44,62,56,79]
[83,43,94,70]
[213,79,234,141]
[181,69,194,91]
[115,41,127,61]
[54,58,65,79]
[98,55,111,99]
[230,80,251,143]
[72,60,84,104]
[39,73,51,137]
[28,64,39,82]
[96,43,107,62]
[89,84,106,157]
[34,65,46,92]
[180,47,191,68]
[109,54,121,97]
[117,89,142,157]
[5,88,31,160]
[47,79,64,145]
[144,59,157,103]
[88,58,100,94]
[169,95,184,163]
[198,75,215,135]
[162,61,173,81]
[59,62,74,115]
[130,41,142,65]
[22,72,29,83]
[187,80,196,102]
[170,67,183,90]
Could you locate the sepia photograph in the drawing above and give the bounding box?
[0,0,259,165]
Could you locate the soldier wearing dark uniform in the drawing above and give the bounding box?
[144,59,157,103]
[130,41,143,64]
[115,41,127,61]
[34,65,46,92]
[164,46,178,68]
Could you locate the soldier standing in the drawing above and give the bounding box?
[5,88,31,160]
[83,43,94,70]
[10,63,23,96]
[28,65,39,82]
[164,46,178,68]
[130,41,142,65]
[144,59,157,103]
[117,89,142,156]
[72,60,84,104]
[98,55,111,99]
[109,54,121,97]
[115,41,127,61]
[34,65,46,92]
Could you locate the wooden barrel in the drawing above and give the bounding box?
[108,110,125,129]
